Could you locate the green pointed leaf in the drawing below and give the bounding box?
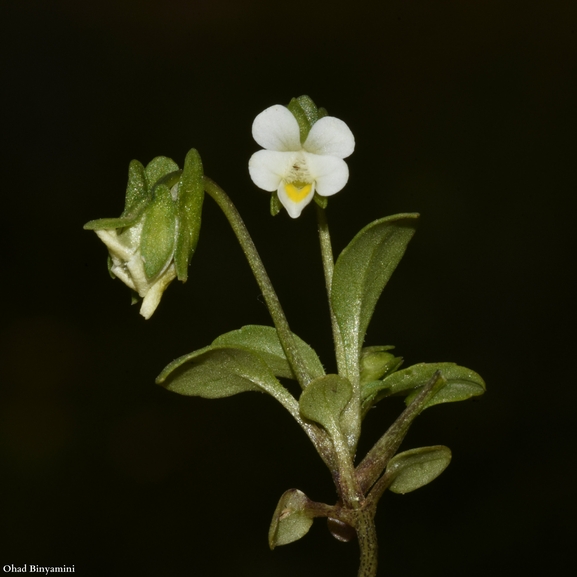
[156,345,292,404]
[373,362,486,410]
[174,149,204,281]
[331,214,418,381]
[145,156,179,189]
[122,160,149,217]
[140,183,176,279]
[269,489,314,549]
[299,375,352,434]
[213,325,325,381]
[386,446,452,494]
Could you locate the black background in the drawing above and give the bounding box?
[1,1,575,576]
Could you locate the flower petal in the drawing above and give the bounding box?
[252,105,302,152]
[249,150,298,191]
[303,116,355,158]
[139,264,177,319]
[305,153,349,197]
[277,182,316,219]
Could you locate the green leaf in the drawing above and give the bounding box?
[174,149,204,281]
[299,375,352,434]
[331,214,418,381]
[386,446,452,494]
[269,489,314,549]
[145,156,180,190]
[374,362,486,410]
[156,345,292,403]
[212,325,325,381]
[355,371,449,493]
[140,183,177,279]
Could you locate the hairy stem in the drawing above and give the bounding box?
[356,509,379,577]
[203,178,337,469]
[204,177,310,387]
[316,205,347,376]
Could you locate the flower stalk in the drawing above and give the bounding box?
[316,204,347,377]
[203,176,310,388]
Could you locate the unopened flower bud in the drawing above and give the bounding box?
[84,149,204,319]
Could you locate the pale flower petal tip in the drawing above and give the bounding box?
[249,100,354,218]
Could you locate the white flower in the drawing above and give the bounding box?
[249,105,355,218]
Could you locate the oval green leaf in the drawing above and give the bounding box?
[331,214,418,380]
[213,325,325,381]
[386,446,452,494]
[269,489,314,549]
[371,362,486,410]
[156,345,292,404]
[299,375,352,434]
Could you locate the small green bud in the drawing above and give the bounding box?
[360,346,403,384]
[84,150,204,319]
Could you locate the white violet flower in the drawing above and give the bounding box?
[249,104,355,218]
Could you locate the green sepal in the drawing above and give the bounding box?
[331,214,419,382]
[155,170,182,190]
[140,183,176,279]
[122,160,150,217]
[156,345,292,405]
[84,161,151,231]
[386,446,452,494]
[287,95,320,143]
[83,215,140,231]
[318,107,328,119]
[313,193,328,209]
[299,375,352,436]
[174,149,204,281]
[269,489,314,549]
[144,156,180,190]
[212,325,325,381]
[107,255,115,279]
[374,362,486,410]
[270,192,282,216]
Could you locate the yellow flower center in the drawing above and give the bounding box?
[284,182,312,202]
